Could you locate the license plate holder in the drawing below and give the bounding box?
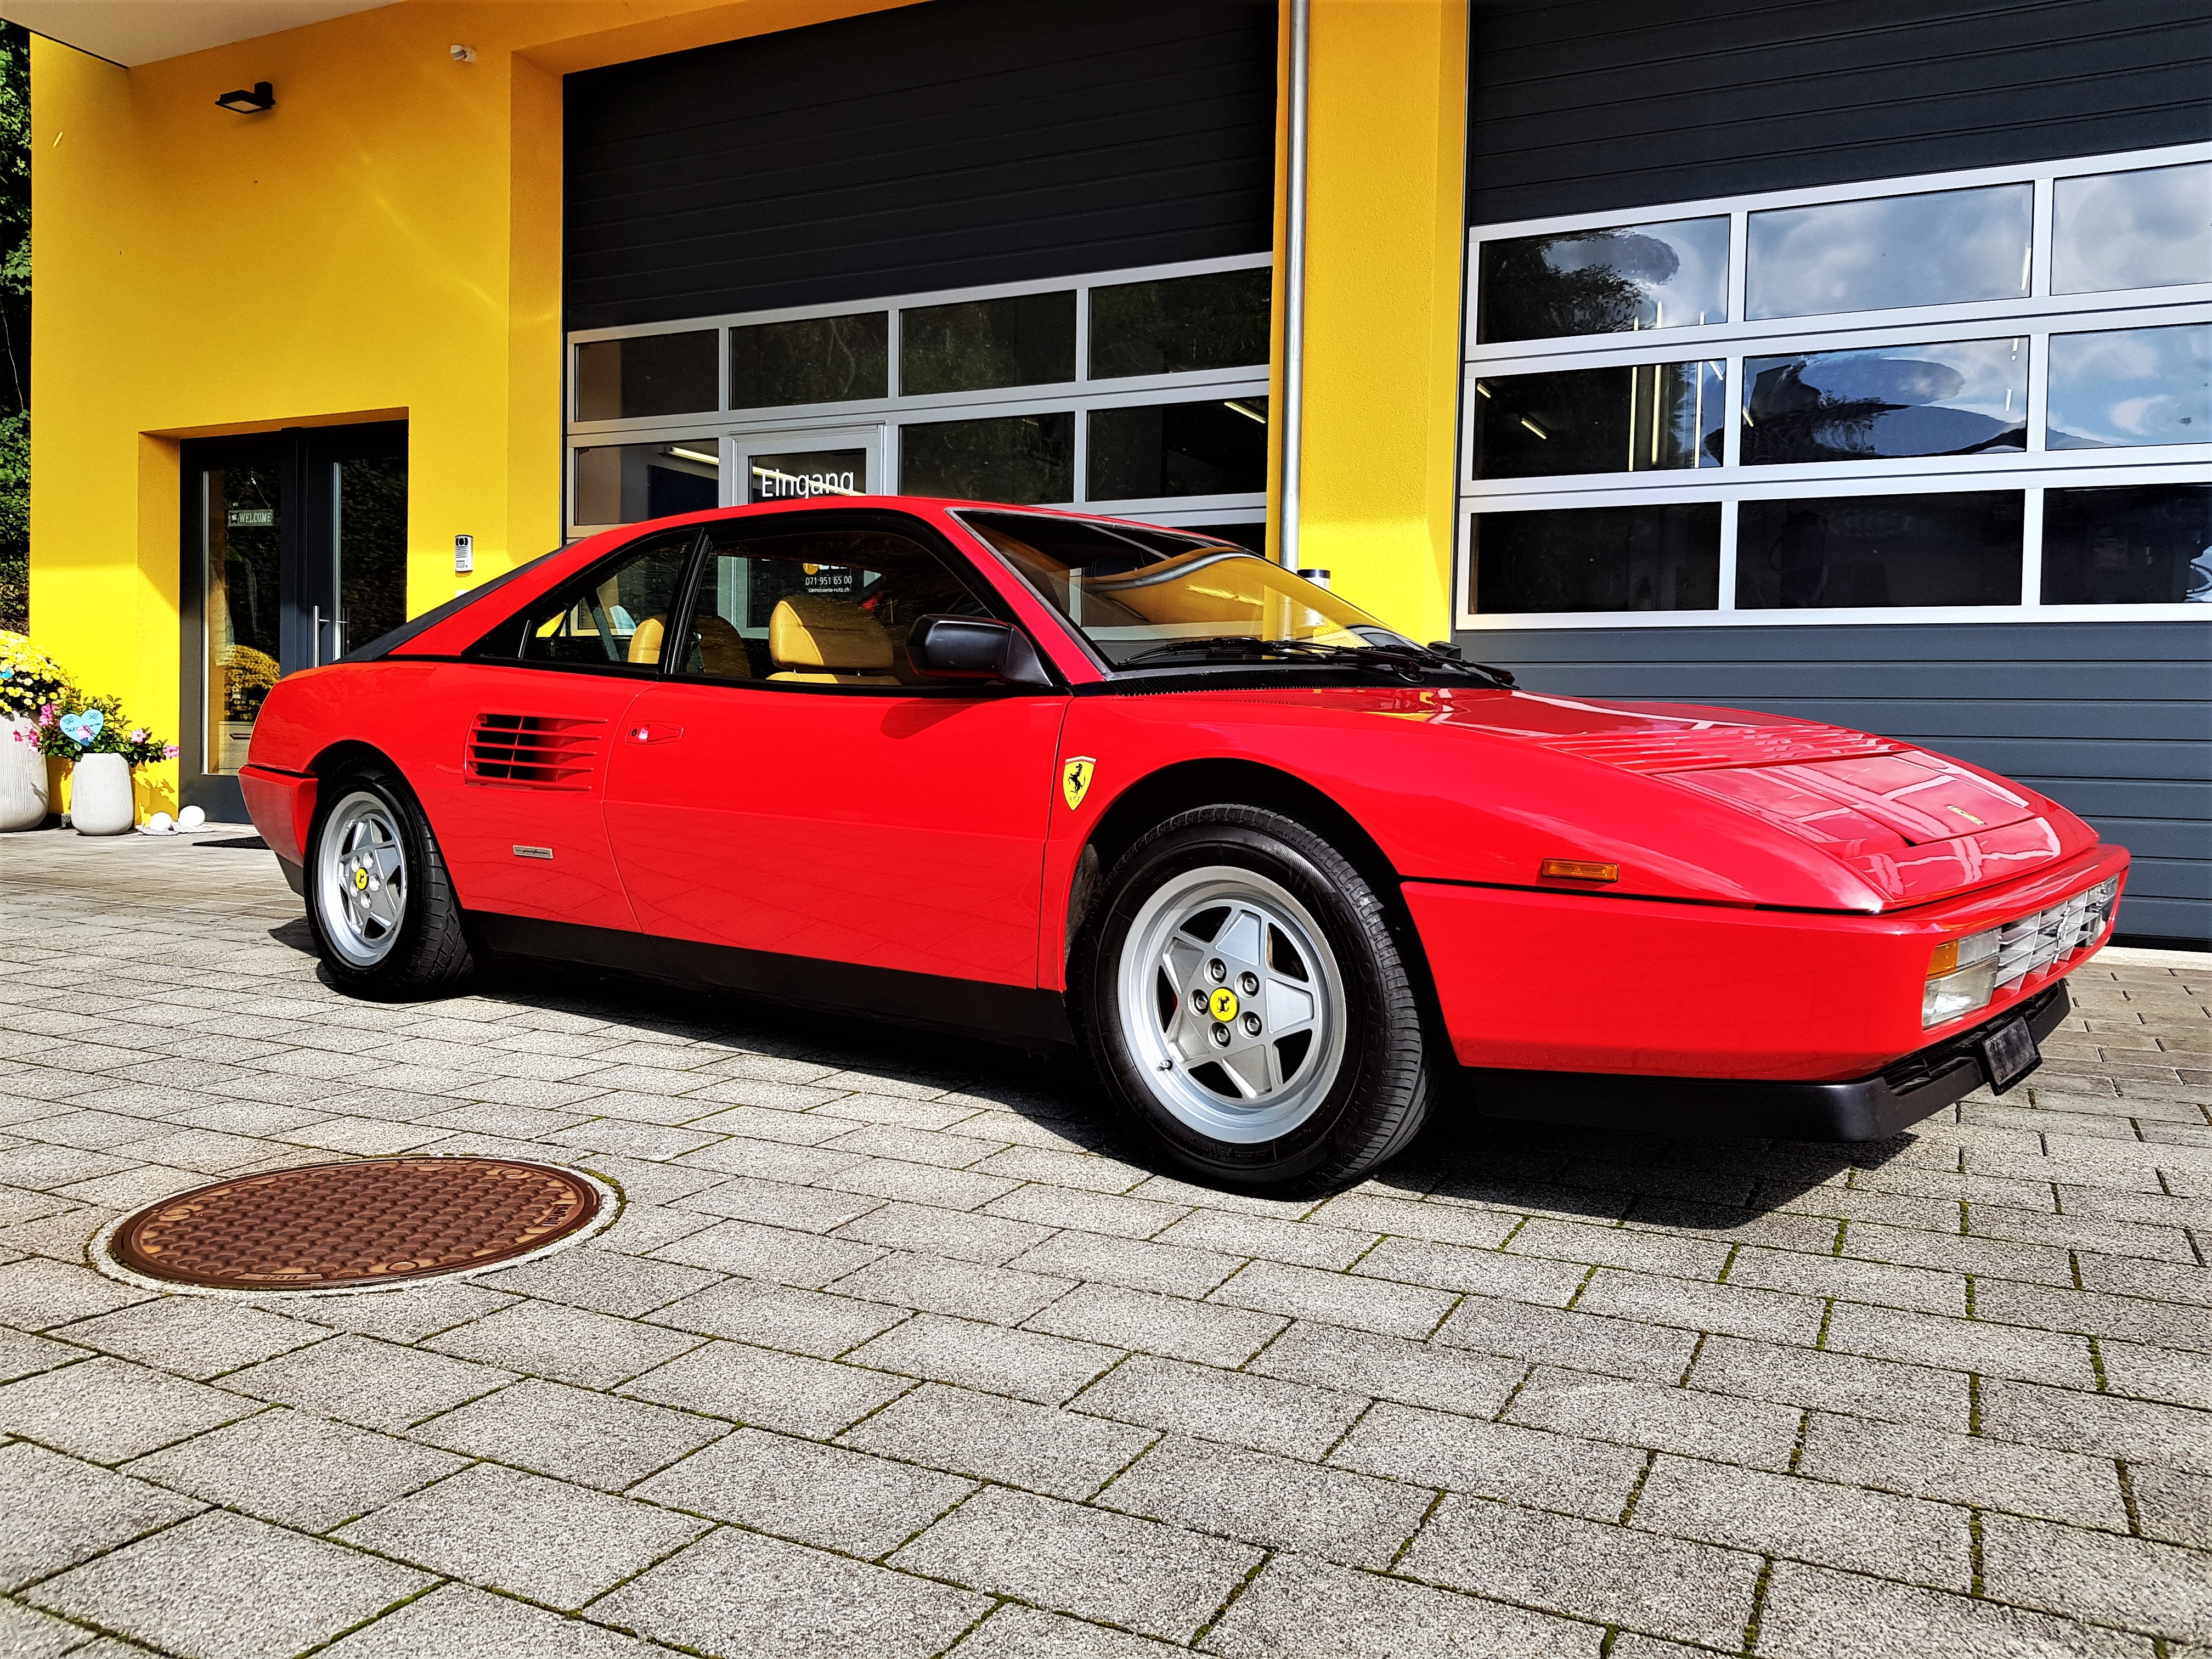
[1978,1017,2041,1095]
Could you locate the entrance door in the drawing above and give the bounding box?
[180,422,408,819]
[729,424,887,505]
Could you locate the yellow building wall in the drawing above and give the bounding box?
[29,0,920,817]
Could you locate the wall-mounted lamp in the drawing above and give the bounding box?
[449,44,476,62]
[215,82,275,114]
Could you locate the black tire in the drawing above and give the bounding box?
[1071,805,1435,1195]
[303,761,475,1000]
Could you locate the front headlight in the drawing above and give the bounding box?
[1923,928,2000,1028]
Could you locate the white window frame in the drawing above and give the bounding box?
[565,252,1272,541]
[1457,142,2212,630]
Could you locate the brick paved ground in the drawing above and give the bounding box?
[1,825,2207,1659]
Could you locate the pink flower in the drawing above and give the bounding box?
[128,728,146,742]
[163,745,179,759]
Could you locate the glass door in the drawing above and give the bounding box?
[728,424,887,505]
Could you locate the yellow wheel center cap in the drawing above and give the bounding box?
[353,868,369,889]
[1209,988,1240,1023]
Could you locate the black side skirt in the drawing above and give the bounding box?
[1463,982,2072,1143]
[469,912,1075,1052]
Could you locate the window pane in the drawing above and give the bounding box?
[2042,483,2211,605]
[1472,362,1723,479]
[1737,492,2022,609]
[1090,268,1271,377]
[901,293,1076,395]
[729,314,888,409]
[1742,338,2026,465]
[900,413,1074,503]
[487,531,697,667]
[1746,184,2032,320]
[1476,217,1728,344]
[205,464,283,775]
[2053,163,2212,296]
[335,456,408,656]
[1471,503,1720,614]
[574,441,720,527]
[574,332,717,421]
[1088,398,1269,500]
[2047,324,2211,450]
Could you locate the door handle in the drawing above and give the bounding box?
[627,722,684,744]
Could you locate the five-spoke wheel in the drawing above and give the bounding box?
[304,765,474,998]
[316,791,408,968]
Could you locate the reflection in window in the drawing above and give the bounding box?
[1737,492,2022,609]
[1471,503,1720,614]
[205,465,283,774]
[2053,163,2212,295]
[2047,324,2211,450]
[900,412,1074,503]
[901,293,1076,395]
[1091,268,1271,377]
[1088,398,1269,499]
[2042,484,2211,605]
[1473,362,1723,479]
[334,457,408,656]
[574,441,719,527]
[1476,217,1727,344]
[574,332,718,421]
[1741,339,2025,465]
[1747,185,2032,320]
[729,314,888,410]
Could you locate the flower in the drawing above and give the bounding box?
[163,744,180,759]
[128,728,146,742]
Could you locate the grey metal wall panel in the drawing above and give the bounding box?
[1468,0,2212,224]
[566,0,1278,331]
[1452,621,2212,945]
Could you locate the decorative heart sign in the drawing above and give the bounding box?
[58,709,104,746]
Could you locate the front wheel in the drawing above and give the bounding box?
[304,765,475,1000]
[1073,805,1435,1195]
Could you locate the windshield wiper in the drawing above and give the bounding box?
[1120,636,1514,686]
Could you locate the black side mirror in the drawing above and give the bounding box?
[907,614,1052,689]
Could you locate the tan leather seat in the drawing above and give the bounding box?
[767,595,899,684]
[626,614,666,665]
[628,612,753,678]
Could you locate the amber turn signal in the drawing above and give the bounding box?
[1541,857,1620,883]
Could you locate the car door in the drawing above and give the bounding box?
[602,514,1068,989]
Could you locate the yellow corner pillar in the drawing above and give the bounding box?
[1293,1,1469,643]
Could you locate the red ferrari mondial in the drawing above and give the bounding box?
[241,497,2126,1193]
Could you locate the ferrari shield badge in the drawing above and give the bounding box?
[1061,757,1096,810]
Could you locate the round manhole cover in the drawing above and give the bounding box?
[109,1158,602,1290]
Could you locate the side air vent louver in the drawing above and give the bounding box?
[466,714,605,791]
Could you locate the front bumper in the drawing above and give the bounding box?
[1463,981,2070,1142]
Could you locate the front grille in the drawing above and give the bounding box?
[1884,983,2065,1096]
[1995,877,2120,994]
[466,714,603,790]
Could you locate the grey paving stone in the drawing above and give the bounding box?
[817,1156,1023,1210]
[981,1184,1192,1239]
[1219,1256,1461,1337]
[121,1406,469,1532]
[413,1378,727,1491]
[0,1438,204,1592]
[1979,1378,2212,1474]
[1755,1559,2155,1659]
[258,1280,517,1344]
[1506,1216,1734,1280]
[631,1425,973,1554]
[1977,1279,2212,1352]
[1431,1295,1697,1383]
[337,1462,709,1612]
[1006,1228,1245,1297]
[954,1604,1183,1657]
[1154,1206,1375,1269]
[828,1248,1075,1324]
[1502,1366,1802,1470]
[1983,1511,2212,1643]
[648,1276,908,1357]
[1796,1409,2130,1528]
[473,1248,723,1317]
[1821,1300,2101,1388]
[1074,1353,1365,1459]
[0,1354,258,1462]
[1400,1493,1763,1651]
[971,1145,1150,1193]
[320,1581,681,1657]
[1330,1401,1646,1522]
[892,1484,1262,1642]
[832,1199,1054,1265]
[649,1217,886,1286]
[422,1297,703,1388]
[618,1338,912,1435]
[676,1174,883,1232]
[2131,1464,2212,1549]
[0,1599,92,1659]
[1724,1244,1968,1316]
[1025,1280,1286,1367]
[1574,1267,1825,1344]
[0,1323,81,1382]
[1248,1321,1524,1417]
[26,1508,432,1659]
[1683,1333,1970,1430]
[848,1312,1122,1404]
[219,1331,516,1431]
[839,1380,1153,1498]
[0,1257,152,1331]
[43,1296,329,1379]
[594,1524,990,1659]
[1308,1192,1517,1249]
[1099,1435,1433,1567]
[1201,1551,1602,1659]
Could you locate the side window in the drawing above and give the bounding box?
[477,531,697,667]
[673,526,997,687]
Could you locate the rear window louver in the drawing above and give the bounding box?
[466,714,605,791]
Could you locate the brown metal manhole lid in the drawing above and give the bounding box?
[109,1158,602,1290]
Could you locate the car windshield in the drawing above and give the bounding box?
[960,510,1418,669]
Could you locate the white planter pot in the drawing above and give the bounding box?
[0,715,47,831]
[70,752,136,836]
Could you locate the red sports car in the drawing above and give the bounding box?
[240,497,2126,1193]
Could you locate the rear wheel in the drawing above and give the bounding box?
[1074,805,1434,1194]
[305,764,474,999]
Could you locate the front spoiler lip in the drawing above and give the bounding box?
[1463,980,2072,1143]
